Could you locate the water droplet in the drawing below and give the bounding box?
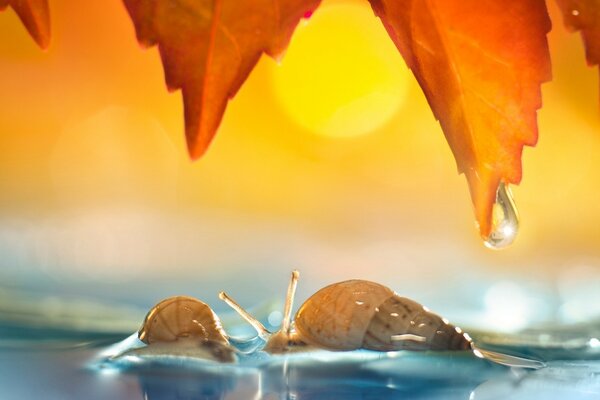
[484,182,519,249]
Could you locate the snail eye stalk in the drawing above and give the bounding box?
[282,270,300,335]
[219,291,270,340]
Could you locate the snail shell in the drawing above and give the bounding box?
[138,296,228,346]
[220,272,543,368]
[294,280,471,351]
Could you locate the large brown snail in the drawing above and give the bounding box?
[220,271,544,369]
[136,295,236,362]
[219,270,470,353]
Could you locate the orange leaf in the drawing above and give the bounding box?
[369,0,552,238]
[0,0,50,49]
[555,0,600,72]
[123,0,321,159]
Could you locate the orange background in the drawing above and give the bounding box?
[1,0,599,325]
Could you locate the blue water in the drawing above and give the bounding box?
[1,319,600,400]
[1,272,600,400]
[2,342,600,399]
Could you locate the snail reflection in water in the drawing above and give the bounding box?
[136,295,236,363]
[220,271,544,369]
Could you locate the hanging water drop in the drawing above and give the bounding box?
[483,182,519,249]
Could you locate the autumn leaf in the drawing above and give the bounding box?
[369,0,552,238]
[123,0,321,159]
[0,0,50,49]
[555,0,600,76]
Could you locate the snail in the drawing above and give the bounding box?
[220,271,545,369]
[220,271,469,353]
[136,295,236,362]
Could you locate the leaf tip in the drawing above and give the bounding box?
[182,90,226,162]
[184,108,220,162]
[7,0,51,49]
[31,26,50,50]
[466,169,500,241]
[187,140,210,161]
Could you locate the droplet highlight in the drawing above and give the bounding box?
[483,183,519,249]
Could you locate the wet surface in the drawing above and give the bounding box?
[1,325,600,400]
[1,274,600,400]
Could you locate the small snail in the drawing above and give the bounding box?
[219,271,545,368]
[137,295,235,362]
[220,270,469,353]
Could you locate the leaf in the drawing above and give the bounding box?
[0,0,50,49]
[555,0,600,72]
[369,0,552,237]
[123,0,321,159]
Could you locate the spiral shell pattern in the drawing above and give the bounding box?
[363,295,471,351]
[294,280,471,351]
[138,296,228,345]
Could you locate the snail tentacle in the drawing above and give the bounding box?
[219,291,271,340]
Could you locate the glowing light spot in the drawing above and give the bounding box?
[557,263,600,324]
[268,311,283,327]
[272,2,410,139]
[390,312,399,317]
[484,282,535,332]
[484,183,519,249]
[51,106,178,209]
[122,355,143,364]
[391,334,426,342]
[385,379,397,389]
[572,9,580,16]
[355,300,365,306]
[98,367,120,377]
[589,338,600,348]
[473,349,485,359]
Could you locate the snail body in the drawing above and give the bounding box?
[220,271,471,354]
[137,295,235,362]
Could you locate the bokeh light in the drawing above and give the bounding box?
[271,0,410,138]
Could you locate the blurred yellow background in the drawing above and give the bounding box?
[0,0,599,321]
